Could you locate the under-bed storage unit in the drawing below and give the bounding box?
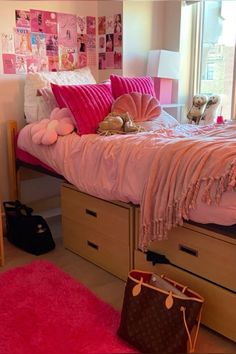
[134,208,236,342]
[61,183,134,280]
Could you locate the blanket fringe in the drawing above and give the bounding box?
[140,161,236,250]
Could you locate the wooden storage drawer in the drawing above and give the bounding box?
[134,249,236,342]
[135,208,236,292]
[61,183,134,280]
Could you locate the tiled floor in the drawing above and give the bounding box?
[1,216,236,353]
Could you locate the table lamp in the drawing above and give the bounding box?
[146,49,180,104]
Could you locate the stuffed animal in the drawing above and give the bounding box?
[187,95,208,125]
[98,112,144,135]
[201,94,221,124]
[31,107,75,145]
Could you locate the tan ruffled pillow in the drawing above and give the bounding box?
[112,92,161,122]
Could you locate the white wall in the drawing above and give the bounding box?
[123,1,164,77]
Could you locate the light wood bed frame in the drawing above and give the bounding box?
[6,120,236,343]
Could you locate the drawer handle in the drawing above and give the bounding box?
[87,240,99,250]
[85,209,97,217]
[179,244,198,257]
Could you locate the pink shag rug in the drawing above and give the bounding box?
[0,260,136,354]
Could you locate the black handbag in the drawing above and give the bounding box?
[3,200,55,255]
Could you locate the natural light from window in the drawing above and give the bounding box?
[200,0,236,120]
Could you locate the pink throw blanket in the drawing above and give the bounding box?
[18,123,236,249]
[141,126,236,249]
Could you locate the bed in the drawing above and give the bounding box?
[7,68,236,342]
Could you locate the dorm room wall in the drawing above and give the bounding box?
[0,1,98,202]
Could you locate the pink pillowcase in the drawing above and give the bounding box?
[51,83,114,135]
[110,74,155,99]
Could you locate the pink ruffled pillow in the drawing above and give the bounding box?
[112,92,161,122]
[51,83,114,135]
[110,74,155,99]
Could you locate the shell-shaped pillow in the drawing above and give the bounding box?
[112,92,161,122]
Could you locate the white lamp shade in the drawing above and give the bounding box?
[147,49,180,80]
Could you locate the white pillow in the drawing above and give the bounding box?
[24,67,96,123]
[138,109,179,131]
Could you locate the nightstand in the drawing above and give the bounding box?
[162,103,185,123]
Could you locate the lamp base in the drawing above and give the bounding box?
[153,77,172,104]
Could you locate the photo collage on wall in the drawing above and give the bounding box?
[1,9,96,74]
[98,14,122,70]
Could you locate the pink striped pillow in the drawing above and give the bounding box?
[51,83,114,135]
[110,74,155,99]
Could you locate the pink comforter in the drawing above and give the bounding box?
[18,122,236,249]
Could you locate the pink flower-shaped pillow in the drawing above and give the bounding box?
[112,92,161,122]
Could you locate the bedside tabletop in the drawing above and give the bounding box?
[162,103,185,123]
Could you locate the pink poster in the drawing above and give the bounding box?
[58,13,77,48]
[77,33,87,53]
[78,53,87,68]
[106,52,114,69]
[98,16,106,35]
[98,53,106,70]
[15,55,27,74]
[114,14,122,34]
[30,9,45,33]
[86,16,96,35]
[44,11,57,34]
[1,34,14,53]
[46,34,58,56]
[15,10,30,28]
[31,32,46,56]
[14,28,32,55]
[77,16,86,34]
[26,56,39,73]
[48,56,59,71]
[87,35,96,51]
[98,35,106,53]
[59,46,77,71]
[106,16,114,34]
[114,51,122,69]
[2,54,16,74]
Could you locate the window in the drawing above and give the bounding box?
[194,0,236,120]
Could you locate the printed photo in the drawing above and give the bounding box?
[114,51,122,69]
[48,56,59,71]
[114,14,122,34]
[106,52,114,69]
[59,46,77,71]
[98,35,106,53]
[106,16,114,34]
[77,16,86,34]
[78,52,87,68]
[15,10,30,28]
[98,53,106,70]
[77,33,87,53]
[14,28,32,55]
[31,32,46,56]
[1,34,14,54]
[106,34,114,52]
[44,11,58,34]
[114,33,122,49]
[98,16,106,35]
[2,54,16,74]
[15,55,27,74]
[86,16,96,35]
[26,56,39,73]
[87,35,96,51]
[46,34,58,56]
[30,9,44,33]
[58,13,77,48]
